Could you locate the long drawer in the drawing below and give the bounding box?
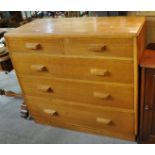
[64,38,133,57]
[25,96,134,140]
[12,53,134,84]
[7,37,64,54]
[19,76,134,109]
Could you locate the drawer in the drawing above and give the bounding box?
[7,37,64,54]
[25,96,134,138]
[64,38,133,57]
[12,53,134,84]
[19,76,134,109]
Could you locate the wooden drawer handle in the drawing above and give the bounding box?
[44,109,57,116]
[96,117,112,125]
[89,44,106,52]
[25,43,40,50]
[37,85,53,92]
[31,65,47,72]
[90,68,108,76]
[93,92,110,99]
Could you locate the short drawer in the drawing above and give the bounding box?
[12,53,134,84]
[7,37,64,54]
[19,76,134,109]
[25,96,134,137]
[64,38,133,57]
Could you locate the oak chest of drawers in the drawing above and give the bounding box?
[5,17,146,141]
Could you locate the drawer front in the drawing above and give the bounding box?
[12,53,134,84]
[25,96,134,137]
[19,76,134,109]
[7,37,64,54]
[64,38,133,57]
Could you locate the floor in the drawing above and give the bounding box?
[0,71,136,144]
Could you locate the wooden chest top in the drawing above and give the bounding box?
[5,17,145,37]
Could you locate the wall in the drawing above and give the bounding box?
[128,11,155,44]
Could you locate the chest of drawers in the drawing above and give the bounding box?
[138,50,155,143]
[5,17,146,141]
